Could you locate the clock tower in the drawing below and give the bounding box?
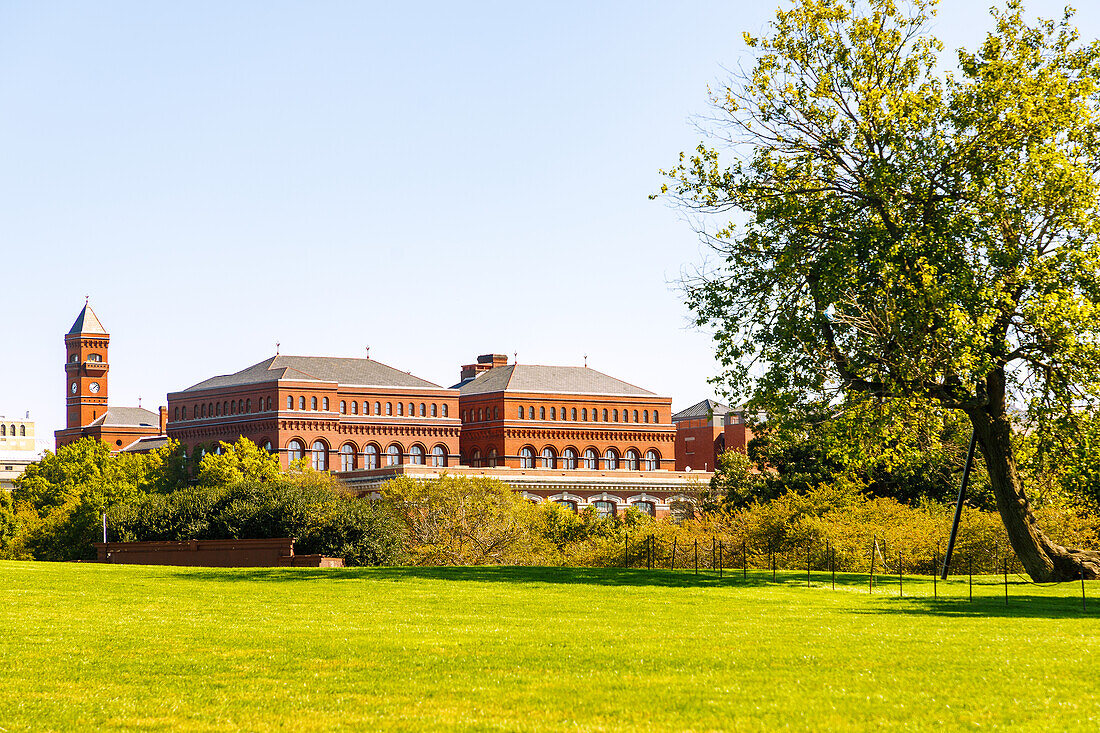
[64,301,110,430]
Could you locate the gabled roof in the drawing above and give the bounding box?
[457,364,656,397]
[67,304,107,335]
[181,355,443,392]
[672,399,730,422]
[120,436,170,453]
[88,407,160,428]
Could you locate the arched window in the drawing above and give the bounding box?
[363,444,379,470]
[431,445,446,467]
[408,445,425,465]
[518,406,524,419]
[644,450,659,471]
[322,397,329,411]
[374,401,381,415]
[69,354,78,363]
[0,425,5,436]
[540,447,555,468]
[556,499,578,513]
[477,408,483,421]
[182,406,187,420]
[397,402,404,416]
[431,403,438,417]
[442,404,448,417]
[339,400,346,414]
[287,396,293,410]
[602,409,609,421]
[238,400,244,413]
[311,441,327,471]
[223,401,229,415]
[571,408,577,421]
[311,396,318,410]
[633,410,639,423]
[88,353,102,362]
[350,401,357,415]
[262,440,273,453]
[246,399,252,412]
[582,408,588,421]
[215,403,221,417]
[340,444,355,471]
[562,447,577,469]
[471,449,482,468]
[625,449,640,471]
[527,406,535,419]
[419,403,426,417]
[406,402,413,416]
[201,404,206,418]
[604,448,619,470]
[550,407,556,420]
[386,402,393,416]
[494,407,500,420]
[267,397,272,410]
[173,407,179,421]
[643,410,649,423]
[520,447,535,469]
[487,448,497,467]
[593,500,616,519]
[613,409,619,422]
[632,501,655,517]
[539,406,545,420]
[584,448,598,469]
[287,440,304,463]
[653,411,660,423]
[299,396,306,410]
[386,444,401,466]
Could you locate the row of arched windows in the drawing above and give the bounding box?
[285,439,449,471]
[552,499,655,517]
[475,405,661,424]
[330,400,449,418]
[177,397,273,421]
[175,396,451,421]
[468,446,660,470]
[0,424,25,437]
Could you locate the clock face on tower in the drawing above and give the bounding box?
[89,382,100,394]
[70,382,77,394]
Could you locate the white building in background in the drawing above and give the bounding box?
[1,413,44,491]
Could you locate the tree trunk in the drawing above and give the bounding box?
[966,404,1100,582]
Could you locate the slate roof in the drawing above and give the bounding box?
[87,407,160,428]
[120,436,170,453]
[457,364,656,397]
[181,355,443,392]
[672,399,731,422]
[67,304,107,335]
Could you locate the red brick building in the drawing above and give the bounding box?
[54,304,166,452]
[671,399,753,472]
[166,355,460,469]
[455,354,676,472]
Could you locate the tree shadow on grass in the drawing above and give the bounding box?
[165,564,809,589]
[156,566,1100,617]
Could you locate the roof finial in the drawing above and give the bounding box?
[365,345,370,360]
[584,353,588,368]
[514,351,518,364]
[85,295,89,306]
[276,341,280,355]
[138,395,142,408]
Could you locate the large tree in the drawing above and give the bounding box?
[660,0,1100,580]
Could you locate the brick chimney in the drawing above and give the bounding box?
[460,353,508,382]
[159,406,168,434]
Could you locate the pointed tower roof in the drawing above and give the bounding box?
[67,303,107,335]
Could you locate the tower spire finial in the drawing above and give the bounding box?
[85,295,89,306]
[276,341,280,355]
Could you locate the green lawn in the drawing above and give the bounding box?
[0,561,1096,731]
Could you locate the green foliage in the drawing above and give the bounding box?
[706,449,771,509]
[195,436,281,486]
[382,474,552,565]
[109,469,403,567]
[11,438,186,561]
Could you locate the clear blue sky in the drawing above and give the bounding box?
[3,1,1096,442]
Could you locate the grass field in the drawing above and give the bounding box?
[0,561,1097,731]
